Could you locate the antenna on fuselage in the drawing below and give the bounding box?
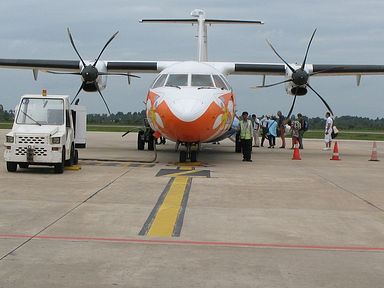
[140,10,264,62]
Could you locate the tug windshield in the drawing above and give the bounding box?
[16,98,64,125]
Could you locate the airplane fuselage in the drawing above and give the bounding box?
[146,61,235,143]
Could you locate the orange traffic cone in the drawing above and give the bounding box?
[292,144,301,160]
[330,141,340,160]
[369,141,379,161]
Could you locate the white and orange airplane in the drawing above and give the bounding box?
[1,9,384,162]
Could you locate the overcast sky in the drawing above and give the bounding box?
[0,0,384,118]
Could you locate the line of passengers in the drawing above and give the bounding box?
[251,111,308,149]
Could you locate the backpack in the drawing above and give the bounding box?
[331,125,339,139]
[303,119,309,131]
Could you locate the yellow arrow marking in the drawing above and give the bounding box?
[164,170,201,178]
[147,176,189,237]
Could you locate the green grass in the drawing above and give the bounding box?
[304,130,384,141]
[0,123,12,129]
[86,124,142,133]
[0,123,142,132]
[2,122,384,141]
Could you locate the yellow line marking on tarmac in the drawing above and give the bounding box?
[176,161,205,167]
[147,176,189,237]
[179,166,193,170]
[164,170,200,177]
[64,165,81,171]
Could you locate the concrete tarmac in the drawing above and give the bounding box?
[1,130,384,287]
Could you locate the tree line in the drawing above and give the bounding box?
[1,108,383,130]
[307,116,384,130]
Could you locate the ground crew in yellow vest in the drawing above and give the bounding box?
[238,111,253,162]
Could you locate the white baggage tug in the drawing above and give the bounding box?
[4,90,86,173]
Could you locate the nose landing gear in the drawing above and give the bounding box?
[178,142,199,163]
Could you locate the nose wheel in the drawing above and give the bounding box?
[178,143,199,163]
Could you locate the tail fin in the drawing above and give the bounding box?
[140,9,263,62]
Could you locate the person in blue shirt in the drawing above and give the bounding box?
[267,116,278,148]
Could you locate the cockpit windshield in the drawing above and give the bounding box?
[16,98,64,125]
[165,74,188,87]
[191,74,214,87]
[212,75,228,90]
[151,73,231,90]
[152,74,168,89]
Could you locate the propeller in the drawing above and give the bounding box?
[67,28,117,114]
[48,28,140,114]
[254,29,334,118]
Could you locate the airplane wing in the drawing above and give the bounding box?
[213,62,384,76]
[1,58,384,76]
[0,59,173,73]
[0,59,80,72]
[207,61,384,117]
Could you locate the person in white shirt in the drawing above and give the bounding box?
[260,115,269,147]
[251,114,260,147]
[323,111,333,150]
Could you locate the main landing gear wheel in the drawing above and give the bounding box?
[137,131,145,150]
[147,134,155,151]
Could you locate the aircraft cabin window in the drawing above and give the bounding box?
[152,74,168,88]
[213,75,228,90]
[191,74,214,87]
[165,74,188,87]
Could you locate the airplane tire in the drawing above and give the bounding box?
[179,151,187,163]
[148,134,155,151]
[137,131,145,150]
[190,151,197,162]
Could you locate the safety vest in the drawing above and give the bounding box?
[240,120,252,139]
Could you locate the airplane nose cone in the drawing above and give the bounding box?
[170,98,206,122]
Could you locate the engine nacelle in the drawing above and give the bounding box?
[79,60,108,91]
[285,82,308,96]
[284,63,313,96]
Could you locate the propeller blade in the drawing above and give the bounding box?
[47,71,81,75]
[93,31,119,67]
[67,28,86,67]
[71,83,85,105]
[287,95,297,119]
[307,84,334,116]
[96,85,111,115]
[266,39,296,73]
[301,28,317,69]
[251,79,292,89]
